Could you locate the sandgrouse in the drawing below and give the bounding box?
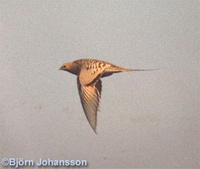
[60,59,154,133]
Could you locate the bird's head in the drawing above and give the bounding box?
[59,62,79,75]
[59,62,73,71]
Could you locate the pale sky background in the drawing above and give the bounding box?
[0,1,199,169]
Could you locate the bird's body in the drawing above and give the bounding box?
[60,59,154,133]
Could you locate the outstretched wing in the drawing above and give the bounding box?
[78,65,104,86]
[77,77,102,133]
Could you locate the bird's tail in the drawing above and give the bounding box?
[128,68,160,71]
[107,65,160,72]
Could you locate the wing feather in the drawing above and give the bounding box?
[77,77,102,133]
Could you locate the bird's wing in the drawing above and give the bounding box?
[78,67,103,85]
[77,77,102,133]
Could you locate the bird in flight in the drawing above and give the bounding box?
[60,59,155,133]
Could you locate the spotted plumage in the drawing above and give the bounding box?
[60,59,155,133]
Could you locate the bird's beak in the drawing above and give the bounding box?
[59,64,68,71]
[59,65,64,70]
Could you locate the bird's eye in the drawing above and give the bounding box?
[63,65,66,68]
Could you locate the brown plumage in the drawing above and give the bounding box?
[60,59,155,133]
